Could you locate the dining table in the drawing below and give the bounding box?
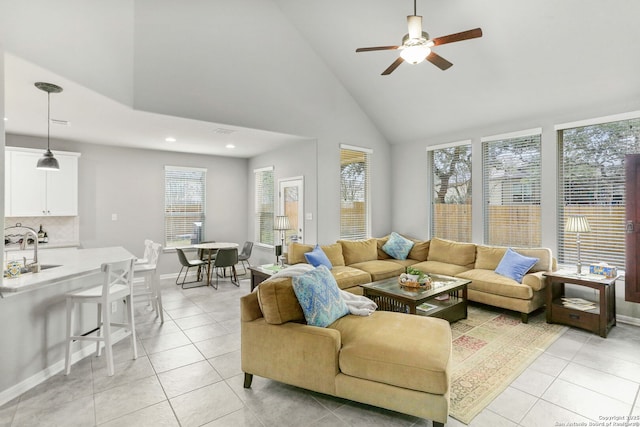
[192,242,239,286]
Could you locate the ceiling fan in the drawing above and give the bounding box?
[356,0,482,75]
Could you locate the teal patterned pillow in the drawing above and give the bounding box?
[382,232,415,260]
[292,265,349,327]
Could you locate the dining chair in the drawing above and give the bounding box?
[198,241,217,263]
[134,242,164,323]
[176,248,209,288]
[64,258,137,376]
[237,241,254,275]
[135,239,154,265]
[212,247,239,288]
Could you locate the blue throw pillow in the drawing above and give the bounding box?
[495,248,539,283]
[382,232,415,260]
[304,244,333,270]
[292,265,349,327]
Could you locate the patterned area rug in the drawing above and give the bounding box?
[449,305,567,424]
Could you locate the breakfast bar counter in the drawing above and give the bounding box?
[1,246,133,295]
[0,246,135,405]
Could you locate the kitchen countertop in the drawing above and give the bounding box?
[1,246,135,295]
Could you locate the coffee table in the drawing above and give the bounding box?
[360,274,470,322]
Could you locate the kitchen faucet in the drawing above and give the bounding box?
[20,229,40,273]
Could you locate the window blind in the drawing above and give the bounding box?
[340,145,371,240]
[482,133,541,247]
[254,166,275,245]
[429,143,472,242]
[164,166,206,248]
[558,117,640,266]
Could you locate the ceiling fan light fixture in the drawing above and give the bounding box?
[400,44,431,64]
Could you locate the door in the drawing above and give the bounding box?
[625,154,640,302]
[279,177,304,245]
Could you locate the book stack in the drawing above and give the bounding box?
[561,297,596,311]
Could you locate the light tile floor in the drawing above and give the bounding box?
[1,275,639,427]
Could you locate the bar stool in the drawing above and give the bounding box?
[64,258,137,376]
[134,242,164,323]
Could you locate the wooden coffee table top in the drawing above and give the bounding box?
[360,273,470,302]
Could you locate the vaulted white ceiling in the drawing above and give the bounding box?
[3,0,640,155]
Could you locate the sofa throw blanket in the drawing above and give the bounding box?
[269,264,377,316]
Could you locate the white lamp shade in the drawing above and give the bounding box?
[565,215,592,233]
[274,215,291,231]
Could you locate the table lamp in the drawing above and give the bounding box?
[565,215,591,275]
[274,215,291,266]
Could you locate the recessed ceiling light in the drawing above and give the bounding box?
[225,144,236,149]
[165,137,177,142]
[3,117,7,121]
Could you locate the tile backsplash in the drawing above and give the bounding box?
[4,216,80,245]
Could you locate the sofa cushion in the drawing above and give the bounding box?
[408,240,430,262]
[475,245,507,270]
[292,266,350,327]
[376,236,392,260]
[321,243,346,267]
[339,239,378,265]
[304,244,332,269]
[428,237,476,267]
[387,259,419,268]
[456,269,534,300]
[349,260,405,282]
[411,260,472,277]
[329,311,451,395]
[288,243,314,265]
[495,248,539,283]
[331,266,372,290]
[288,242,345,267]
[382,232,415,260]
[257,277,305,325]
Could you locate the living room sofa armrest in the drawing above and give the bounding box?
[241,319,341,395]
[522,271,547,292]
[241,291,263,322]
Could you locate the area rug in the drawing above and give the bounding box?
[449,305,567,424]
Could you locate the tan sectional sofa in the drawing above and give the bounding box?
[241,280,452,426]
[287,236,554,322]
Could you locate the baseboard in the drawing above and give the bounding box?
[617,314,640,327]
[0,329,130,407]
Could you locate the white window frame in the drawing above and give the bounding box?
[340,144,372,240]
[164,165,207,249]
[254,166,275,247]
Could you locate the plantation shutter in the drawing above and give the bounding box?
[429,142,472,242]
[558,117,640,267]
[254,166,275,245]
[340,144,371,240]
[164,166,206,248]
[482,130,541,247]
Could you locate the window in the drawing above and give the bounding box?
[340,144,371,240]
[164,166,206,248]
[254,166,275,246]
[429,142,472,242]
[558,117,640,266]
[482,130,541,247]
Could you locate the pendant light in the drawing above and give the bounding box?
[35,82,63,171]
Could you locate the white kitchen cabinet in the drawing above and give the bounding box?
[5,147,80,217]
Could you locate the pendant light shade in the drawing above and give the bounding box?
[35,82,63,171]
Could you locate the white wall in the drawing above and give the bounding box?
[0,0,135,106]
[248,139,318,266]
[6,134,249,276]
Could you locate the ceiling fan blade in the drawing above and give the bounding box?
[382,57,404,75]
[426,52,453,70]
[356,46,400,53]
[432,28,483,46]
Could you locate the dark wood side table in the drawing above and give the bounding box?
[248,264,284,291]
[544,271,618,338]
